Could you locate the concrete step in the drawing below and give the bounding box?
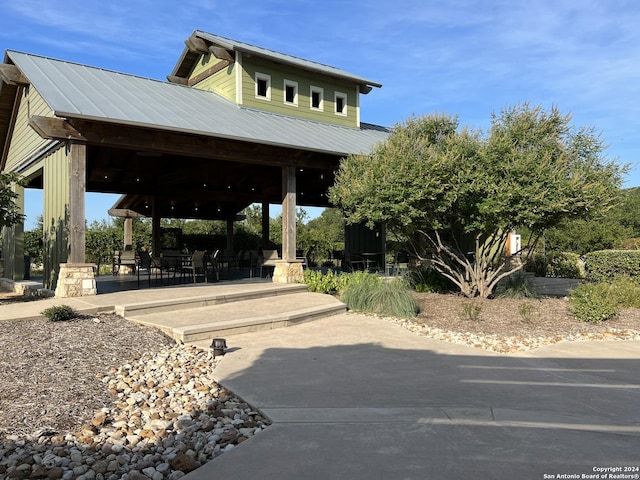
[114,282,308,317]
[127,291,346,345]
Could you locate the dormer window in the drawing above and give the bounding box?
[284,79,298,106]
[310,86,323,111]
[335,92,347,115]
[255,73,271,100]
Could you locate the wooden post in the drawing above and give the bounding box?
[152,197,161,255]
[123,217,133,248]
[226,219,234,252]
[273,165,303,283]
[281,165,296,261]
[68,143,86,263]
[261,201,270,246]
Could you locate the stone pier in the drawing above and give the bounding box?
[54,263,97,297]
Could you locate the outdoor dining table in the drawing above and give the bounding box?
[158,252,192,283]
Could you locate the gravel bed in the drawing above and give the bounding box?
[0,313,269,479]
[392,292,640,353]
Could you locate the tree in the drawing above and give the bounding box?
[330,105,625,298]
[298,208,345,264]
[0,172,25,229]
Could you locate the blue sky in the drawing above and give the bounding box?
[1,0,639,229]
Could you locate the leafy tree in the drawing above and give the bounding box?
[330,105,625,298]
[299,208,344,264]
[543,218,632,255]
[0,172,25,229]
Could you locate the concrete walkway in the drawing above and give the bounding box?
[185,313,640,480]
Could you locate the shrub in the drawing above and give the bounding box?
[42,305,77,322]
[460,302,482,321]
[607,276,640,309]
[569,283,618,323]
[525,252,584,278]
[339,272,383,312]
[546,252,584,279]
[303,269,342,295]
[368,280,419,318]
[494,275,539,299]
[524,254,548,277]
[518,302,536,323]
[403,265,454,293]
[584,250,640,283]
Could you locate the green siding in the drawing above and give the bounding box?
[5,87,54,172]
[189,53,237,103]
[185,53,360,127]
[241,57,359,127]
[42,144,70,290]
[1,184,25,281]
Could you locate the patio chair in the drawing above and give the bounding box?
[136,250,158,286]
[182,250,211,283]
[113,247,137,275]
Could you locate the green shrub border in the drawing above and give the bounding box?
[584,250,640,282]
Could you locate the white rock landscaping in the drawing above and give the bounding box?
[0,344,269,479]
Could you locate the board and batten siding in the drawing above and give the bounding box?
[5,87,54,172]
[238,57,359,128]
[189,53,237,103]
[1,183,24,281]
[42,143,71,290]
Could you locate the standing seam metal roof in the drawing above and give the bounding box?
[7,50,389,156]
[192,31,383,88]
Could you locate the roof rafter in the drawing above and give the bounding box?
[0,64,29,87]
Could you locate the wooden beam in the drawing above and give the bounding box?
[63,118,339,169]
[209,46,234,62]
[188,60,231,87]
[29,116,86,141]
[0,64,29,86]
[166,75,188,85]
[185,34,209,54]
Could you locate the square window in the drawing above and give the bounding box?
[284,80,298,106]
[310,86,323,110]
[255,73,271,100]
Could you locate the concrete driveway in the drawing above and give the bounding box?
[185,313,640,480]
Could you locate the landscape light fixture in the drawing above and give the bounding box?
[211,338,227,357]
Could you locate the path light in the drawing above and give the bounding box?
[211,338,227,357]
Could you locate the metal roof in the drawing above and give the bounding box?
[7,51,388,156]
[189,31,383,88]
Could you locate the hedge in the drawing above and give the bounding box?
[584,250,640,282]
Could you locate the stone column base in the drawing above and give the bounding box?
[55,263,97,297]
[272,260,304,284]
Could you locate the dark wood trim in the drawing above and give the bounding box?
[0,64,29,87]
[187,60,231,87]
[30,116,340,169]
[166,75,188,85]
[29,116,87,141]
[209,46,234,62]
[185,34,209,54]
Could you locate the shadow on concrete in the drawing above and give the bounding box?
[196,340,640,479]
